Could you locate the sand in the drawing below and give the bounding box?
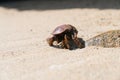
[0,0,120,80]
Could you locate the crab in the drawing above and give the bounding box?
[47,24,84,50]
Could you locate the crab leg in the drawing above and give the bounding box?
[71,32,77,40]
[73,36,83,49]
[63,34,70,49]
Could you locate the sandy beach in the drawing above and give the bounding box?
[0,0,120,80]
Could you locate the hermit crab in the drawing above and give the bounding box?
[47,24,85,50]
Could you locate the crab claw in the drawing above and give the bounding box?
[72,33,77,39]
[46,35,54,46]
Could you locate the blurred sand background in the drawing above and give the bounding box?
[0,0,120,80]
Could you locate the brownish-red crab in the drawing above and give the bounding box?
[46,24,84,50]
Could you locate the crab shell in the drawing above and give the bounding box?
[51,24,78,37]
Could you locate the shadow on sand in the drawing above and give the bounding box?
[51,37,85,50]
[0,0,120,11]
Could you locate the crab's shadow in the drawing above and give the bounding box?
[52,37,85,50]
[78,37,85,48]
